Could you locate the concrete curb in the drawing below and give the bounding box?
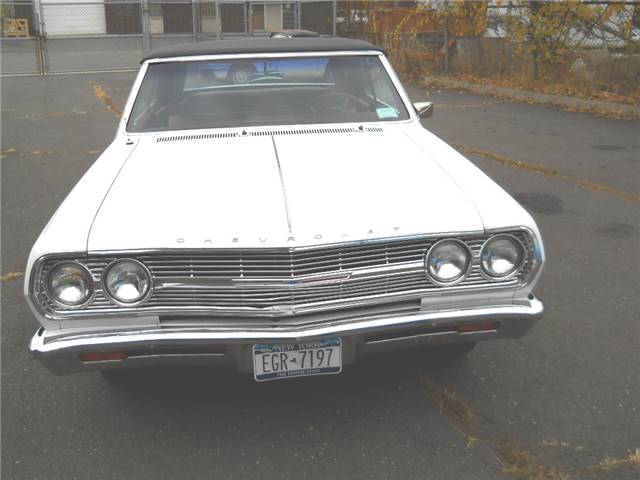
[422,76,640,119]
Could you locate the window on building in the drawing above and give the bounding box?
[161,3,192,34]
[104,0,142,35]
[301,1,332,35]
[252,3,265,31]
[282,3,297,29]
[221,3,245,33]
[149,3,162,17]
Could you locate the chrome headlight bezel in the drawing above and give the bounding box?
[102,258,153,307]
[480,234,526,281]
[425,238,473,286]
[45,261,95,309]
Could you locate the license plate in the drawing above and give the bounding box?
[252,338,342,382]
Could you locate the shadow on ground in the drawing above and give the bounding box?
[100,347,463,402]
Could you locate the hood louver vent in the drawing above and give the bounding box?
[251,127,352,136]
[156,132,238,142]
[250,126,384,136]
[155,126,383,143]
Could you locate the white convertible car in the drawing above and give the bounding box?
[25,37,544,381]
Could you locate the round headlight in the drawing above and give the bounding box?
[47,262,94,308]
[481,235,525,278]
[103,259,152,305]
[426,239,472,285]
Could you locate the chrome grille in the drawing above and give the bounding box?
[35,231,534,319]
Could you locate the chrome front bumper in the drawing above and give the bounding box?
[30,297,543,375]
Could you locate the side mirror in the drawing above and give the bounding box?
[414,102,433,119]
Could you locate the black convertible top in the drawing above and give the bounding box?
[141,37,384,63]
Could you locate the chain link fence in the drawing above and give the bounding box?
[1,0,42,74]
[1,0,339,75]
[2,0,638,97]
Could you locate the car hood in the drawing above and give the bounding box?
[87,127,485,251]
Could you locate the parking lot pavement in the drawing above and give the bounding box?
[2,73,638,480]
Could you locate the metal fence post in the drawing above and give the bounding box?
[444,12,449,74]
[215,1,221,39]
[141,0,150,53]
[37,0,48,74]
[332,0,337,37]
[192,0,198,42]
[33,1,43,74]
[247,1,252,36]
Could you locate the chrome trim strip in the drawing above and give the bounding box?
[31,298,543,353]
[144,50,386,64]
[271,135,293,234]
[89,230,486,255]
[232,271,353,288]
[34,286,521,320]
[153,263,420,290]
[364,329,497,345]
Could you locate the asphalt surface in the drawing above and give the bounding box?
[1,36,192,75]
[2,73,639,480]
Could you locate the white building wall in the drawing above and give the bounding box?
[40,0,107,36]
[265,3,282,32]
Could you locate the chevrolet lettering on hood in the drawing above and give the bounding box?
[25,36,544,382]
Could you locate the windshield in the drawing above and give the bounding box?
[127,55,409,132]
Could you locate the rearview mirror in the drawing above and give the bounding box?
[414,102,433,119]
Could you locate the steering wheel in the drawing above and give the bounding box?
[310,92,370,115]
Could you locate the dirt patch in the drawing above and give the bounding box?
[498,440,569,480]
[92,82,122,118]
[418,377,639,480]
[420,377,474,424]
[419,377,571,479]
[13,111,87,120]
[1,148,61,159]
[435,101,502,109]
[0,272,24,282]
[540,440,571,448]
[423,76,640,120]
[450,74,640,107]
[583,449,640,475]
[21,150,54,156]
[453,144,640,204]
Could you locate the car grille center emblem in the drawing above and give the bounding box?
[233,272,352,289]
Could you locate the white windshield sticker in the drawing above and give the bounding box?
[376,107,399,119]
